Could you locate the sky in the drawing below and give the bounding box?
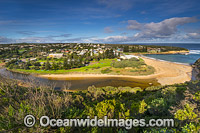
[0,0,200,44]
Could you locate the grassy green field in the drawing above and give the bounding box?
[18,49,26,54]
[37,59,64,63]
[11,59,116,74]
[10,58,155,75]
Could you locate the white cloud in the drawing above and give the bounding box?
[15,37,56,43]
[1,17,199,44]
[84,17,199,43]
[84,36,130,43]
[186,33,200,39]
[127,17,198,38]
[0,36,14,44]
[0,35,69,44]
[127,20,142,30]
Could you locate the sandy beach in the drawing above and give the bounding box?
[39,57,193,85]
[140,57,192,85]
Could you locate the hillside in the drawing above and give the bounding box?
[193,58,200,80]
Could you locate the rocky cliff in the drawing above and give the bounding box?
[193,58,200,80]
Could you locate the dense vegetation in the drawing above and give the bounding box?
[112,58,145,68]
[0,76,199,132]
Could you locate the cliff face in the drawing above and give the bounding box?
[193,58,200,80]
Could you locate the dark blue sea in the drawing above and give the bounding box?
[137,43,200,65]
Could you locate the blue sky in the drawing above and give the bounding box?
[0,0,200,43]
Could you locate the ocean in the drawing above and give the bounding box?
[140,43,200,65]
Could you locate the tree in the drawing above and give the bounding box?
[63,58,68,69]
[52,61,58,70]
[34,62,41,67]
[45,60,51,70]
[105,49,109,58]
[131,47,136,52]
[57,61,62,69]
[24,63,30,70]
[109,49,115,58]
[123,46,129,52]
[118,52,120,57]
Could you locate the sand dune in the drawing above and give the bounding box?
[39,57,193,85]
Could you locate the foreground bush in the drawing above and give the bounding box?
[0,76,200,132]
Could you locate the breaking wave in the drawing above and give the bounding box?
[189,50,200,54]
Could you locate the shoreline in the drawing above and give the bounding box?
[141,55,190,66]
[130,50,189,55]
[140,56,193,85]
[39,56,193,85]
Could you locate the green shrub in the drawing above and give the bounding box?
[148,98,168,115]
[193,91,200,102]
[174,104,197,121]
[101,68,112,74]
[161,87,177,97]
[112,58,146,68]
[182,123,200,133]
[176,87,187,93]
[145,86,163,91]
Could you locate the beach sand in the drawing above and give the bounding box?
[39,57,193,85]
[140,57,192,85]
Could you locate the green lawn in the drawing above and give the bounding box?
[18,49,26,54]
[11,59,116,74]
[37,59,64,63]
[10,58,155,76]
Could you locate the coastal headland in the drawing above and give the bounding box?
[130,50,189,55]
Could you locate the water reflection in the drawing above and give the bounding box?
[0,68,159,90]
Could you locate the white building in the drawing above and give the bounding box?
[120,55,139,60]
[49,53,63,58]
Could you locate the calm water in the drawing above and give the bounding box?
[0,68,159,90]
[143,43,200,64]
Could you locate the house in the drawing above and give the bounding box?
[5,59,10,62]
[21,59,27,62]
[99,50,104,54]
[78,50,86,56]
[147,48,161,53]
[117,48,123,52]
[30,58,37,61]
[93,50,98,55]
[49,53,63,58]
